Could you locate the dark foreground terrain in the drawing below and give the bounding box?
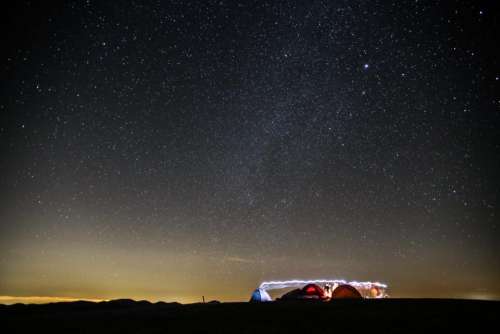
[1,298,498,333]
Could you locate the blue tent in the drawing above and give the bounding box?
[249,288,272,302]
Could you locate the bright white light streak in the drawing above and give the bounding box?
[259,279,387,291]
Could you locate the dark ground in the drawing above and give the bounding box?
[1,299,498,333]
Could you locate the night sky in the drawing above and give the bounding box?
[1,0,499,304]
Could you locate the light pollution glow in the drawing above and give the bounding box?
[0,296,106,305]
[1,0,499,306]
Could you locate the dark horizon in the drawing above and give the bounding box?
[2,298,498,334]
[1,0,499,304]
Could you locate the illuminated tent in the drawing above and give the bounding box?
[331,284,362,299]
[302,283,327,299]
[249,288,272,302]
[252,279,388,302]
[279,283,327,301]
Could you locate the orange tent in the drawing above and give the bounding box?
[331,284,362,299]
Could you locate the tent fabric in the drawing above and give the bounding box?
[249,288,272,302]
[302,284,327,299]
[278,288,303,300]
[331,284,363,299]
[278,284,327,301]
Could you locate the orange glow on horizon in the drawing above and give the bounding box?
[0,295,106,305]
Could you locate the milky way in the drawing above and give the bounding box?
[1,1,498,303]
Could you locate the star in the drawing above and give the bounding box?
[0,0,497,304]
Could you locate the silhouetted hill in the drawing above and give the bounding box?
[1,298,498,333]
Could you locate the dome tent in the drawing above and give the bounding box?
[331,284,362,299]
[278,288,303,300]
[253,279,388,301]
[278,283,327,301]
[249,288,272,302]
[302,283,327,299]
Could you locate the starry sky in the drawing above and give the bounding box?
[1,0,499,304]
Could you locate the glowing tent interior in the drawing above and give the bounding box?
[250,279,388,302]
